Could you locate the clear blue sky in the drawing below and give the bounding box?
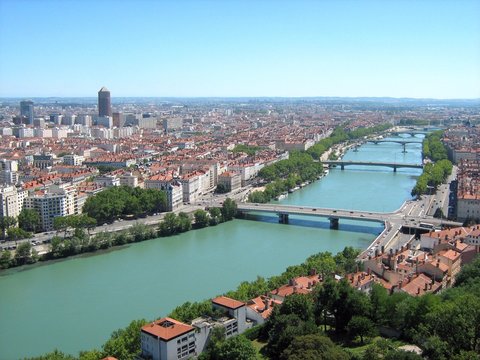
[1,0,479,98]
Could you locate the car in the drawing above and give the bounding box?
[312,208,317,211]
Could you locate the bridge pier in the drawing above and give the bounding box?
[278,213,289,224]
[402,143,407,153]
[393,166,397,172]
[341,164,344,170]
[329,217,339,229]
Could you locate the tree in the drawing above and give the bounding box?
[215,183,229,194]
[216,335,256,360]
[14,241,33,265]
[221,198,237,221]
[7,227,31,243]
[455,255,480,288]
[369,283,389,324]
[208,207,222,225]
[18,209,41,233]
[280,334,349,360]
[262,313,318,359]
[279,293,314,322]
[24,349,76,360]
[101,319,148,360]
[0,215,16,239]
[0,250,12,269]
[314,278,339,331]
[194,209,210,228]
[347,315,377,344]
[158,213,179,236]
[177,212,192,233]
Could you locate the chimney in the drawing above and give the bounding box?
[424,283,428,291]
[264,298,269,310]
[417,287,421,294]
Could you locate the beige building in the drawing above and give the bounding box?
[217,171,241,192]
[0,185,20,219]
[24,185,77,231]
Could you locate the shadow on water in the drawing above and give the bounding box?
[242,213,383,235]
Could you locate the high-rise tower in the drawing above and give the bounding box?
[98,87,112,117]
[20,100,34,124]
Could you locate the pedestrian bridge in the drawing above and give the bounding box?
[323,160,423,172]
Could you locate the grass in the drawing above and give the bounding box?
[251,339,268,359]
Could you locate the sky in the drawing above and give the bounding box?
[0,0,479,98]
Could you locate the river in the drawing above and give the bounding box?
[0,134,423,359]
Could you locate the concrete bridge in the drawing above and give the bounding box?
[323,160,423,172]
[236,202,462,229]
[367,139,422,152]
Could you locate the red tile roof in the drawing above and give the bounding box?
[212,296,245,309]
[141,317,193,341]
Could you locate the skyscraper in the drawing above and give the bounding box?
[20,100,34,124]
[98,87,112,117]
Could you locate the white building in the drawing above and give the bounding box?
[144,177,183,211]
[0,185,20,218]
[119,172,138,187]
[24,185,77,231]
[18,127,34,138]
[34,128,53,138]
[63,154,85,166]
[141,317,196,360]
[75,114,93,127]
[52,128,68,139]
[0,159,19,185]
[94,175,120,188]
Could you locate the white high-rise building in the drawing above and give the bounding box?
[24,185,77,231]
[0,185,20,218]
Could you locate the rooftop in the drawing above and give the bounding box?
[141,317,193,341]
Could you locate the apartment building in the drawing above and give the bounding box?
[144,175,183,211]
[0,185,20,218]
[24,185,77,231]
[217,171,241,192]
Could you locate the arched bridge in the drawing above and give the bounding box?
[323,160,423,172]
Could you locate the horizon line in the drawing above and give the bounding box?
[1,95,479,101]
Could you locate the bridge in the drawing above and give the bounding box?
[367,139,422,152]
[236,203,462,229]
[323,160,423,172]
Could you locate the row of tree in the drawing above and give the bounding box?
[249,152,324,203]
[422,130,448,162]
[158,199,237,236]
[1,201,239,270]
[0,208,41,242]
[82,186,167,224]
[411,159,453,196]
[306,124,392,160]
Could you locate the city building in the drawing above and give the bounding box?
[20,100,34,124]
[217,171,241,193]
[0,159,19,185]
[63,154,85,166]
[140,317,196,360]
[98,87,112,117]
[24,185,77,231]
[0,185,20,218]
